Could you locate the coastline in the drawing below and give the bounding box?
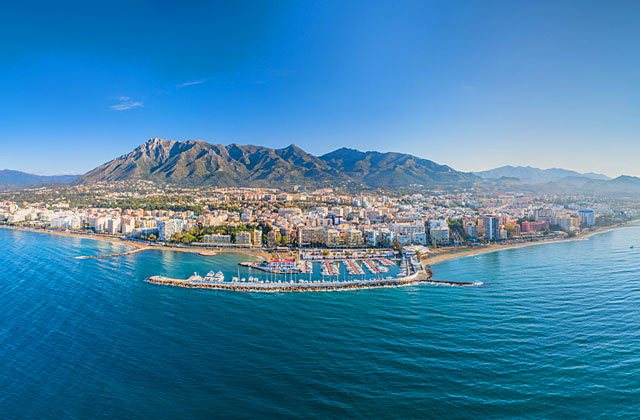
[0,224,271,259]
[2,221,635,275]
[421,222,635,268]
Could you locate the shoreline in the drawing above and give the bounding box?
[421,222,636,268]
[3,221,636,290]
[0,224,271,259]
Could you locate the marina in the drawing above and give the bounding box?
[144,254,482,292]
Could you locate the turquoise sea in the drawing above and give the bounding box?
[1,225,640,418]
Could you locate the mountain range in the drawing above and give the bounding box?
[3,138,640,195]
[474,165,610,184]
[0,170,79,187]
[76,138,477,188]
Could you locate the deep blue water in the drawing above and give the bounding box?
[1,225,640,418]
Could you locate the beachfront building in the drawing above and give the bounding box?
[428,219,450,246]
[482,216,500,242]
[106,217,121,235]
[235,231,252,246]
[121,216,136,235]
[157,219,184,241]
[90,216,108,233]
[429,225,450,245]
[465,221,479,240]
[50,215,82,230]
[556,216,574,232]
[578,209,596,227]
[203,234,232,245]
[521,220,549,233]
[251,229,263,246]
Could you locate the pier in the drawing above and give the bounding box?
[346,259,365,275]
[363,259,379,274]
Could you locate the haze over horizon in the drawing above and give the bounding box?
[1,1,639,177]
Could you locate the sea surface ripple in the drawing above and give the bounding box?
[1,225,639,418]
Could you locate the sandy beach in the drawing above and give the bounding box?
[0,224,272,259]
[421,223,634,267]
[2,222,635,266]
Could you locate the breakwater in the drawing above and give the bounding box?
[146,271,433,292]
[75,247,147,260]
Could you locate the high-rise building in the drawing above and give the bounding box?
[157,219,183,241]
[482,216,500,241]
[429,225,450,245]
[121,216,136,235]
[578,209,596,227]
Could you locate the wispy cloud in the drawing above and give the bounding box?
[177,79,206,88]
[110,96,144,111]
[461,84,477,92]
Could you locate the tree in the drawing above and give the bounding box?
[182,233,196,244]
[391,239,403,254]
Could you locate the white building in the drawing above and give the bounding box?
[392,214,427,245]
[204,234,232,245]
[578,209,596,227]
[235,231,252,245]
[157,219,184,241]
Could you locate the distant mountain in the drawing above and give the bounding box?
[488,173,640,196]
[76,138,477,189]
[320,147,476,188]
[584,175,640,194]
[0,170,79,187]
[474,165,610,184]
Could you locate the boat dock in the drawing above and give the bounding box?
[345,259,365,275]
[377,257,394,266]
[362,259,379,274]
[322,261,338,276]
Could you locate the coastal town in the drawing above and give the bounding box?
[1,181,638,266]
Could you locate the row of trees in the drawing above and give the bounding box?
[170,222,275,245]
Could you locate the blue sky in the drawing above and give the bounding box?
[1,0,639,176]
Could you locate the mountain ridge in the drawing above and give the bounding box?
[75,138,478,188]
[474,165,610,183]
[0,170,79,187]
[64,138,640,195]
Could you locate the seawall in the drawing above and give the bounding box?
[146,270,433,293]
